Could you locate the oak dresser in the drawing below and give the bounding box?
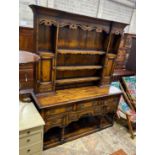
[21,5,127,149]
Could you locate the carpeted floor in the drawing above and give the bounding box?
[43,122,136,155]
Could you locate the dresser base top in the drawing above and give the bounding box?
[32,86,121,109]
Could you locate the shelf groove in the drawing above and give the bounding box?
[56,65,102,71]
[58,49,106,55]
[56,77,100,85]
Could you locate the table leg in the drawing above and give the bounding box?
[61,127,65,142]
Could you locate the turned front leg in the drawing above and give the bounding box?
[61,127,65,142]
[99,115,103,129]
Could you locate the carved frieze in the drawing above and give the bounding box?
[39,19,58,26]
[39,18,108,33]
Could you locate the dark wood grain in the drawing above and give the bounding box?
[19,26,34,52]
[19,51,40,90]
[115,33,136,70]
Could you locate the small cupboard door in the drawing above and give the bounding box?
[34,52,55,93]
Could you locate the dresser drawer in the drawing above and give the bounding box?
[20,132,42,148]
[68,112,79,122]
[104,97,118,105]
[20,126,43,138]
[45,106,72,116]
[103,97,119,112]
[19,142,42,155]
[68,109,96,124]
[45,114,65,130]
[94,106,102,115]
[77,100,98,110]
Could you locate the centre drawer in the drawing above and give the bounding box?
[103,96,119,112]
[45,114,66,129]
[76,100,98,110]
[68,108,100,124]
[45,105,72,116]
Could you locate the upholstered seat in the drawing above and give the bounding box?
[111,81,136,138]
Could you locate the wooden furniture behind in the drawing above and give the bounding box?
[19,63,34,90]
[115,33,136,70]
[19,27,34,52]
[19,101,45,155]
[19,27,34,90]
[20,5,128,149]
[19,51,40,93]
[112,69,135,81]
[113,33,136,81]
[126,36,136,72]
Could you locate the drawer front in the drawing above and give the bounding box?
[20,63,33,70]
[20,80,33,90]
[19,132,42,148]
[49,116,64,126]
[45,106,72,116]
[103,97,119,112]
[19,69,33,89]
[19,142,42,155]
[104,97,118,106]
[19,69,33,82]
[45,114,65,131]
[20,126,43,138]
[77,100,98,111]
[68,109,96,124]
[94,106,102,115]
[68,112,79,122]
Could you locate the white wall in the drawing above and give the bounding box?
[19,0,136,34]
[125,9,136,34]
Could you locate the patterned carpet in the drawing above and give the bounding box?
[43,122,136,155]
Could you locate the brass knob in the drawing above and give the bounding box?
[27,149,31,152]
[27,131,30,134]
[27,139,30,142]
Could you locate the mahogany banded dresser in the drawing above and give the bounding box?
[22,5,128,149]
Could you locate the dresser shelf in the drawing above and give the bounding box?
[56,77,100,85]
[56,65,103,71]
[58,49,106,55]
